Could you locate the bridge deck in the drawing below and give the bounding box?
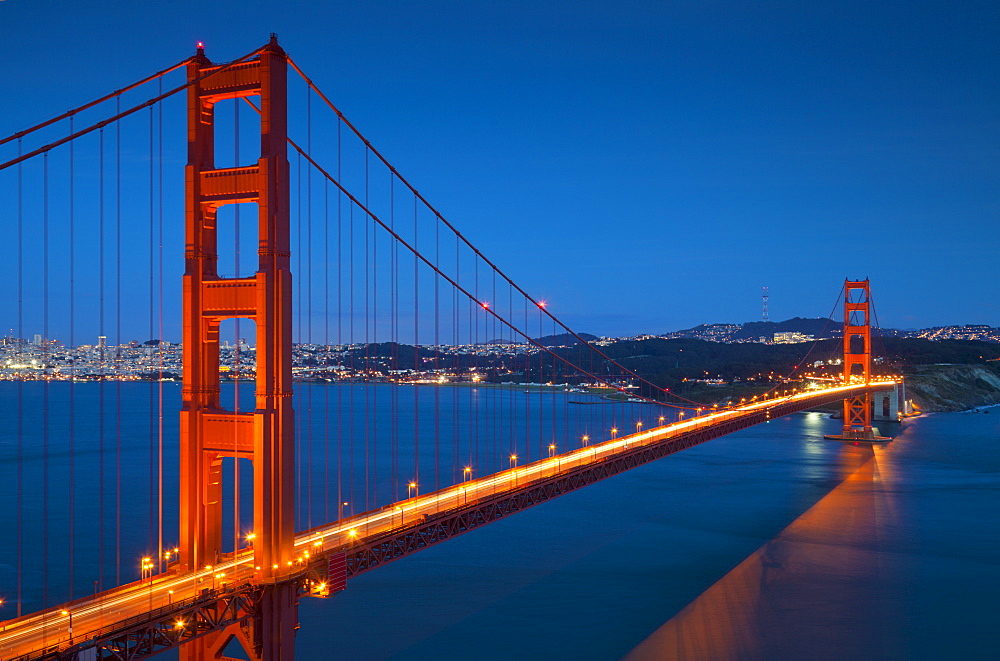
[0,383,895,661]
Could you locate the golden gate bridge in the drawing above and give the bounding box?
[0,37,897,660]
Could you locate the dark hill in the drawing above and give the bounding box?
[733,317,841,340]
[533,332,598,347]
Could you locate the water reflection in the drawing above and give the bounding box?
[625,443,900,661]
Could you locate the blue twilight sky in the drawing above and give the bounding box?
[1,0,998,337]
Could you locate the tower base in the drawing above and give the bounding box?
[824,427,891,442]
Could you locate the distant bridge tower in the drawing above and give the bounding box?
[825,279,890,442]
[179,36,297,660]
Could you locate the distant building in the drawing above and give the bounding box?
[773,332,814,344]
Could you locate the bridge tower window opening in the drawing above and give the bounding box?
[214,202,261,280]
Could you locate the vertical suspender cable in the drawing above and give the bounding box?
[307,85,313,528]
[42,152,49,610]
[348,203,355,518]
[434,209,440,491]
[453,235,459,482]
[324,175,330,523]
[337,120,343,519]
[16,138,23,616]
[69,117,76,600]
[390,178,397,500]
[364,150,370,510]
[157,81,165,571]
[98,126,106,591]
[413,193,420,494]
[369,148,378,506]
[296,150,303,526]
[114,99,122,586]
[148,105,156,558]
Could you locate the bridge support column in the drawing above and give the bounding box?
[825,279,890,442]
[179,36,297,661]
[178,583,298,661]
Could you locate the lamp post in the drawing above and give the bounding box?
[581,434,589,447]
[60,609,73,643]
[463,467,472,482]
[548,443,556,458]
[408,482,418,499]
[611,427,618,439]
[510,454,518,487]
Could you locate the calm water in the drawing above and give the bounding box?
[1,384,998,659]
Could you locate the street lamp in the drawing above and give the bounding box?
[339,501,349,518]
[611,427,618,439]
[548,443,556,458]
[61,610,73,643]
[463,466,473,482]
[141,556,154,582]
[509,454,518,469]
[581,435,589,447]
[636,421,643,434]
[408,482,418,499]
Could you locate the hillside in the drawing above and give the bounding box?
[903,364,1000,412]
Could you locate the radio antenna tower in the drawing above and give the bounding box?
[762,286,769,322]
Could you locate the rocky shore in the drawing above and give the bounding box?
[903,363,1000,412]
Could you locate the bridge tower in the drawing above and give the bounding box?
[825,279,890,442]
[179,36,297,660]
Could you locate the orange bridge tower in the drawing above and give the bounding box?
[825,279,890,442]
[179,36,297,660]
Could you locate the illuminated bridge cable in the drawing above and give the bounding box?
[285,57,697,409]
